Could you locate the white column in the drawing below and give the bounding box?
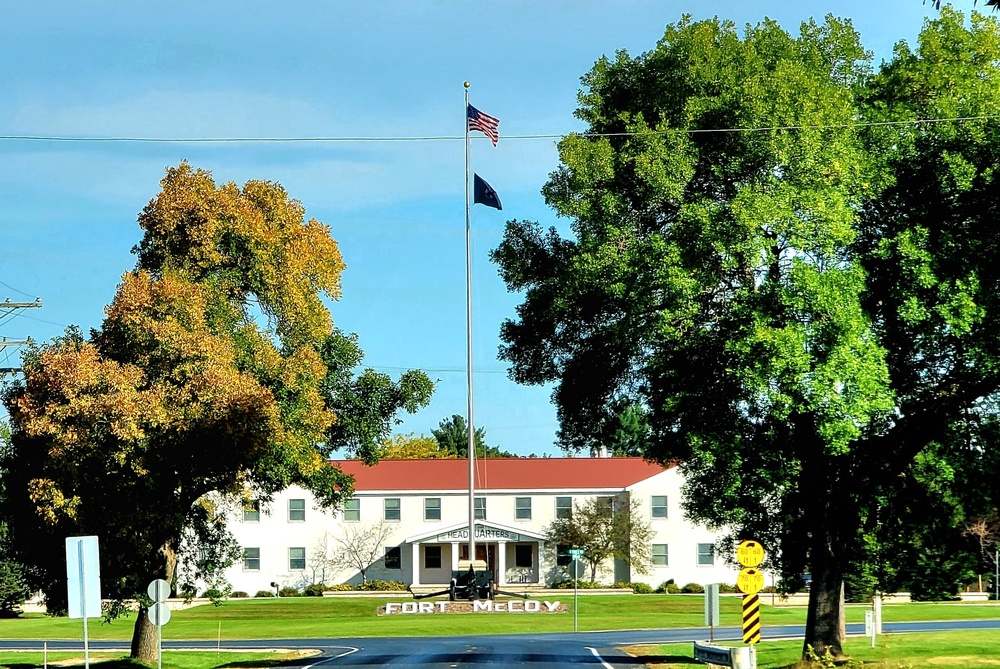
[411,543,421,587]
[451,543,460,571]
[496,541,507,586]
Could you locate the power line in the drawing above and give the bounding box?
[1,114,999,145]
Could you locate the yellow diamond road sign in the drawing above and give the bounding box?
[736,540,765,568]
[737,567,765,595]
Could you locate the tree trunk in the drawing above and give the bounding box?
[803,523,848,661]
[130,539,178,662]
[130,608,158,663]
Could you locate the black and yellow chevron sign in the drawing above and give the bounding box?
[742,593,761,644]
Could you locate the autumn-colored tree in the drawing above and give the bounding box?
[0,164,432,659]
[379,433,456,459]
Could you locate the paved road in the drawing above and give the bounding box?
[5,620,1000,667]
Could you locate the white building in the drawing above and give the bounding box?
[223,457,738,594]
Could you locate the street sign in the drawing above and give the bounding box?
[736,540,765,568]
[704,583,720,629]
[568,548,584,558]
[66,536,102,619]
[150,602,171,626]
[737,568,765,595]
[148,579,170,603]
[742,594,761,644]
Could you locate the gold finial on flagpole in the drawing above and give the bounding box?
[464,81,470,88]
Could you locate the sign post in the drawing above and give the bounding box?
[65,536,101,669]
[704,583,720,642]
[148,579,171,669]
[568,548,584,632]
[736,540,765,669]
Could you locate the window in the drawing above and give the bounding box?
[289,547,306,571]
[597,495,615,514]
[288,498,305,522]
[652,544,669,566]
[384,498,401,521]
[555,496,572,519]
[698,543,715,566]
[424,497,441,521]
[344,498,360,522]
[556,544,572,567]
[515,544,533,568]
[424,545,442,569]
[515,497,532,520]
[385,546,401,569]
[474,496,486,520]
[651,495,668,519]
[243,501,260,522]
[243,547,260,571]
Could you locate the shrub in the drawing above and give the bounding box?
[355,579,406,591]
[303,584,326,597]
[201,588,225,599]
[655,579,679,594]
[231,591,248,598]
[718,583,739,594]
[254,590,275,598]
[552,579,602,589]
[327,583,352,591]
[681,583,704,594]
[278,586,300,597]
[631,582,654,594]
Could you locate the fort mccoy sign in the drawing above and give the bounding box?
[378,600,566,615]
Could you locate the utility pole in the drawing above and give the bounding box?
[0,297,42,375]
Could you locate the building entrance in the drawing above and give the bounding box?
[460,543,498,582]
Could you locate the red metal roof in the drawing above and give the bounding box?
[331,457,673,492]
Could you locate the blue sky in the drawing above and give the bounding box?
[0,1,961,456]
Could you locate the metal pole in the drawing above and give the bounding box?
[464,81,476,568]
[574,557,579,632]
[995,549,998,602]
[78,542,89,669]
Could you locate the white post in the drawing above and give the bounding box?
[496,541,507,586]
[873,592,882,634]
[411,543,422,587]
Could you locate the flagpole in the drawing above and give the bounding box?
[464,81,476,569]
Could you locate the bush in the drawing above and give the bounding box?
[231,591,248,598]
[201,588,225,599]
[631,582,653,594]
[355,579,406,591]
[654,579,680,594]
[303,584,326,597]
[254,590,275,598]
[680,583,704,594]
[278,586,300,597]
[327,583,352,591]
[552,579,602,589]
[718,583,739,594]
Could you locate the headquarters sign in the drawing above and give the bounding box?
[379,600,565,615]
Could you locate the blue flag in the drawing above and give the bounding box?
[473,174,502,210]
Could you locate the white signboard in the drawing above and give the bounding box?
[65,536,102,619]
[436,525,521,542]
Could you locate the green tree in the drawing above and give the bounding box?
[493,10,1000,659]
[431,414,514,458]
[0,164,432,660]
[545,496,652,583]
[0,420,30,618]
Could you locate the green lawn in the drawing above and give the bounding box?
[1,595,997,640]
[626,629,1000,668]
[0,651,316,669]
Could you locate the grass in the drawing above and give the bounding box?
[1,595,999,640]
[625,629,1000,668]
[0,651,317,669]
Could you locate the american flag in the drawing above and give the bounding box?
[467,104,500,146]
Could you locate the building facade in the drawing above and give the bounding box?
[223,457,740,594]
